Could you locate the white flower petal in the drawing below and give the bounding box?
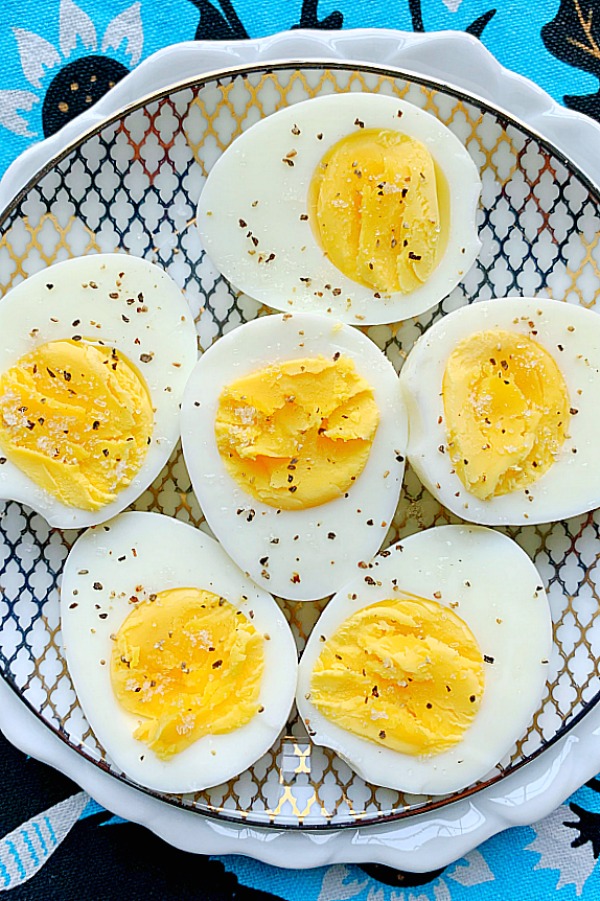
[526,802,596,896]
[450,850,495,887]
[317,865,368,901]
[59,0,98,58]
[0,89,39,137]
[0,792,87,889]
[102,2,143,67]
[12,28,61,89]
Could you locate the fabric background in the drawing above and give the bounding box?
[1,1,600,898]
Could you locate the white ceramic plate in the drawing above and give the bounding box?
[1,28,600,871]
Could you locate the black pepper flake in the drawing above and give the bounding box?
[327,532,336,540]
[63,371,72,382]
[69,602,78,609]
[483,654,495,664]
[212,659,223,669]
[282,157,294,167]
[426,703,432,709]
[408,251,422,261]
[570,407,579,415]
[378,730,386,739]
[354,118,365,128]
[139,353,153,363]
[118,555,126,562]
[122,315,130,323]
[291,573,301,583]
[92,420,100,430]
[396,454,405,462]
[288,485,297,493]
[102,449,109,457]
[72,319,80,327]
[300,214,308,221]
[99,612,108,619]
[46,367,56,378]
[109,292,119,299]
[259,556,269,566]
[371,686,379,697]
[292,124,301,135]
[89,281,98,289]
[72,335,82,341]
[316,132,323,140]
[239,218,247,228]
[46,283,54,290]
[366,519,374,526]
[470,695,476,703]
[93,582,103,590]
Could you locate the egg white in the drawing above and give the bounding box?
[400,297,600,525]
[296,524,552,796]
[60,511,298,794]
[180,313,407,601]
[196,93,481,325]
[0,254,198,528]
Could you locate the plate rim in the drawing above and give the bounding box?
[1,27,600,869]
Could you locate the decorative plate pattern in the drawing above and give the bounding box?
[1,50,600,841]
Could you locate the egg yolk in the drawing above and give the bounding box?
[0,340,153,511]
[111,587,264,760]
[214,355,379,510]
[310,595,484,756]
[309,129,447,295]
[442,329,570,500]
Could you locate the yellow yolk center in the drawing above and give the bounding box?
[111,587,264,760]
[0,339,154,511]
[214,355,379,510]
[309,129,446,295]
[310,596,484,756]
[442,329,570,500]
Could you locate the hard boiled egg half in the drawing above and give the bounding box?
[181,313,407,601]
[61,511,298,794]
[297,525,552,796]
[196,93,481,325]
[0,255,197,528]
[400,297,600,525]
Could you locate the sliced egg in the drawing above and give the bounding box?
[0,254,197,528]
[399,297,600,525]
[197,93,481,325]
[180,313,407,601]
[297,525,552,796]
[61,511,297,794]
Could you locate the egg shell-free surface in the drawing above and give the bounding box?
[296,525,552,796]
[180,313,407,601]
[60,511,298,794]
[0,255,198,528]
[196,93,481,325]
[400,297,600,525]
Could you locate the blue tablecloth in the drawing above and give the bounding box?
[2,1,600,898]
